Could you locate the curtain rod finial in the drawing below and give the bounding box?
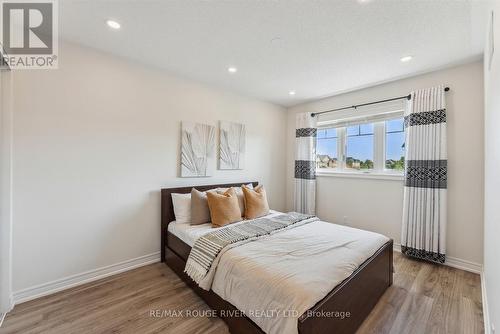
[444,87,450,92]
[310,113,316,117]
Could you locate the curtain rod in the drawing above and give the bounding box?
[311,87,450,117]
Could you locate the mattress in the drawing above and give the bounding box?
[211,219,390,334]
[167,210,282,246]
[168,212,390,334]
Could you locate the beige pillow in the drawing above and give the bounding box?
[242,185,270,219]
[216,184,252,217]
[190,188,216,225]
[207,188,243,227]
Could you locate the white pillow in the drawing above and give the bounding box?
[171,193,191,224]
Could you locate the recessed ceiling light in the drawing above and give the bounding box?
[106,19,121,30]
[289,90,296,96]
[228,67,237,73]
[400,55,413,63]
[357,0,373,3]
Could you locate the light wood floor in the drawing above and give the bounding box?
[1,252,483,334]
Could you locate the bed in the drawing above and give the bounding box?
[161,182,393,334]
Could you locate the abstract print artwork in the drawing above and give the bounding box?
[181,122,215,177]
[219,121,246,170]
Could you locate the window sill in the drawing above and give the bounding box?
[316,170,404,181]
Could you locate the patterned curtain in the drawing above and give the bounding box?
[401,85,447,264]
[294,112,317,215]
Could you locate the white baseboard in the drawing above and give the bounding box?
[393,243,483,274]
[10,247,485,310]
[481,271,491,334]
[13,252,160,305]
[0,313,5,328]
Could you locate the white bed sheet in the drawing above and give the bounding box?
[167,211,390,334]
[210,220,389,334]
[167,210,282,246]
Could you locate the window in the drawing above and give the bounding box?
[346,123,374,170]
[316,128,338,168]
[316,117,405,174]
[385,118,405,171]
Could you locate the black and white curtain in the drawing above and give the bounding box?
[294,112,317,215]
[401,85,447,264]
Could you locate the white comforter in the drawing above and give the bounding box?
[209,220,389,334]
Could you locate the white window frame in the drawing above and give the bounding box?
[316,118,404,181]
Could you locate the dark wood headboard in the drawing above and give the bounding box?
[160,181,258,262]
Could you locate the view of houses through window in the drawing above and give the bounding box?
[346,123,374,169]
[385,118,405,170]
[316,128,338,168]
[316,117,405,172]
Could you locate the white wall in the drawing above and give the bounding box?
[286,61,484,266]
[0,69,14,312]
[12,42,287,292]
[483,2,500,333]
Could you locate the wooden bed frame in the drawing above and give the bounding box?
[161,182,393,334]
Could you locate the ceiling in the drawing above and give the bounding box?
[60,0,489,107]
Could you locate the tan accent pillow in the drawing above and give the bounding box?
[207,188,243,227]
[216,184,252,217]
[242,185,270,219]
[190,188,216,225]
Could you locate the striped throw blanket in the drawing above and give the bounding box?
[184,212,318,290]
